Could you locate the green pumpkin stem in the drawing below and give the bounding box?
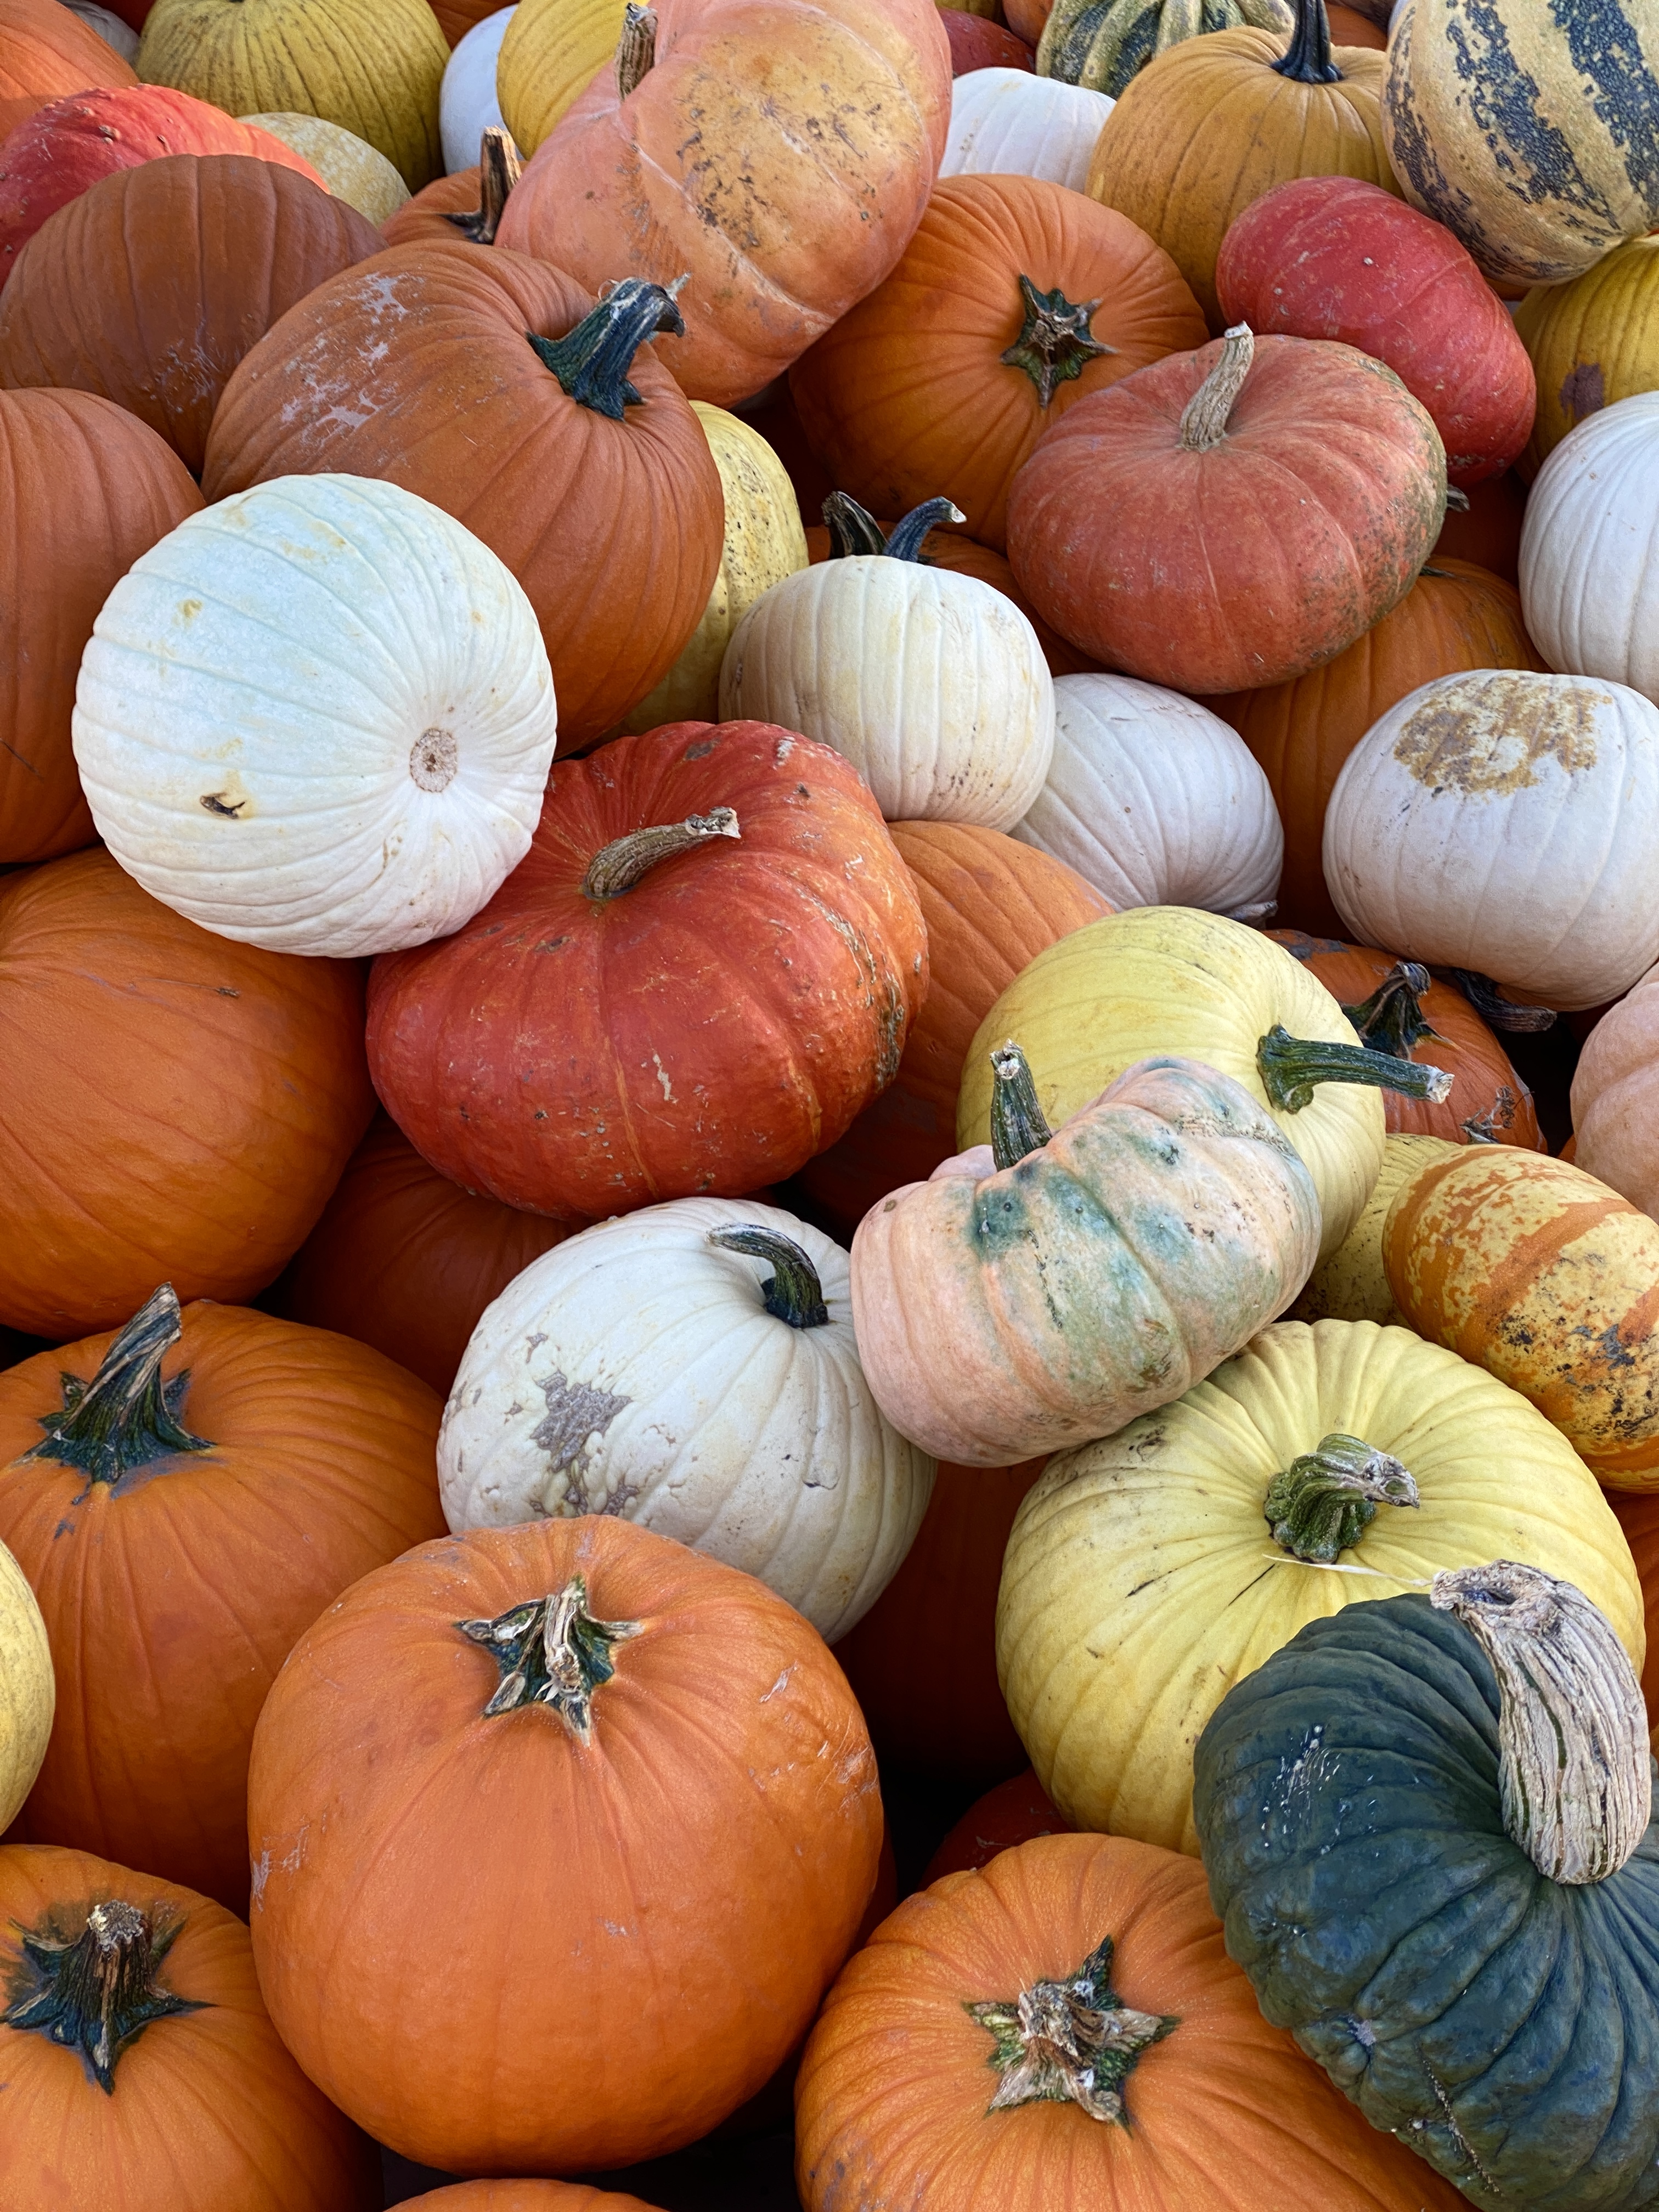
[2,1900,204,2095]
[706,1226,830,1328]
[1445,969,1556,1034]
[442,125,521,246]
[1256,1024,1453,1114]
[1273,0,1341,82]
[990,1041,1054,1170]
[581,806,740,898]
[1179,325,1255,452]
[1263,1434,1419,1564]
[1000,274,1116,408]
[1340,962,1443,1060]
[457,1575,642,1740]
[965,1933,1176,2125]
[528,274,689,420]
[822,493,967,562]
[22,1284,211,1497]
[616,0,657,96]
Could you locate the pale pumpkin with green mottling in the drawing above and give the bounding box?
[1039,0,1290,99]
[1290,1130,1459,1326]
[1,1535,52,1832]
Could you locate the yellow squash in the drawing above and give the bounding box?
[497,0,630,156]
[1291,1131,1459,1324]
[1,1534,52,1832]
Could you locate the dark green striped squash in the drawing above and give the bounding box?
[1037,0,1290,97]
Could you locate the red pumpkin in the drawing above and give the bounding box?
[923,1770,1070,1882]
[368,720,928,1221]
[201,239,724,746]
[0,849,375,1338]
[0,1843,379,2211]
[0,0,136,143]
[0,1290,444,1911]
[941,11,1035,71]
[1611,1492,1659,1730]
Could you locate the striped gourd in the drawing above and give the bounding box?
[1384,0,1659,286]
[1038,0,1290,96]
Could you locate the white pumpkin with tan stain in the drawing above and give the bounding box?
[941,68,1114,194]
[1322,668,1659,1011]
[1,1534,52,1832]
[1521,393,1659,708]
[439,1196,935,1642]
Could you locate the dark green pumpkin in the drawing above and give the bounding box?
[1192,1592,1659,2211]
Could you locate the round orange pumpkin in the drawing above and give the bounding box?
[0,0,137,143]
[0,1289,444,1910]
[0,849,375,1338]
[922,1770,1070,1882]
[0,1842,379,2211]
[246,1515,884,2173]
[789,173,1206,551]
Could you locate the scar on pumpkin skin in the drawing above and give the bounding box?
[1391,674,1605,796]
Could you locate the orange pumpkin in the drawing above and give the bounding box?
[246,1516,884,2173]
[0,388,200,862]
[0,849,374,1338]
[403,2191,663,2211]
[1325,2,1386,44]
[430,0,512,42]
[1612,1492,1659,1731]
[1570,961,1659,1221]
[789,173,1206,550]
[923,1769,1069,1882]
[0,1843,379,2211]
[380,126,518,250]
[0,1289,444,1911]
[1213,559,1544,936]
[0,0,137,143]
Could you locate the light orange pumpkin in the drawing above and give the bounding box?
[0,0,137,143]
[1571,961,1659,1223]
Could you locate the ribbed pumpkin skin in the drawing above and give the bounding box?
[1515,237,1659,478]
[943,13,1035,70]
[1290,1131,1460,1325]
[137,0,449,189]
[0,850,374,1338]
[1037,0,1291,99]
[1612,1489,1659,1730]
[0,0,136,143]
[1006,334,1446,696]
[940,67,1113,194]
[1572,960,1659,1222]
[0,1539,50,1833]
[0,1305,444,1911]
[496,0,625,155]
[1194,1596,1659,2212]
[0,1845,380,2212]
[1384,1147,1659,1487]
[1212,559,1542,937]
[1521,393,1659,707]
[202,240,723,747]
[0,388,200,864]
[797,822,1108,1240]
[795,1831,1472,2212]
[0,155,383,475]
[379,164,477,246]
[789,174,1206,551]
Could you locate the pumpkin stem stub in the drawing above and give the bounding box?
[707,1226,831,1328]
[616,1,657,97]
[990,1041,1054,1171]
[1000,273,1115,408]
[527,274,689,420]
[966,1933,1176,2125]
[1179,326,1255,452]
[1431,1561,1651,1886]
[1444,969,1556,1034]
[22,1283,212,1497]
[443,126,522,245]
[3,1900,203,2094]
[1341,963,1442,1061]
[1272,0,1341,82]
[458,1574,642,1741]
[581,807,740,899]
[1256,1024,1453,1114]
[1263,1433,1419,1563]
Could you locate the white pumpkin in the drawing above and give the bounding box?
[718,502,1056,829]
[72,473,559,958]
[439,1197,935,1643]
[940,68,1114,194]
[1,1534,52,1835]
[239,112,411,223]
[1521,393,1659,708]
[1012,672,1283,916]
[1323,668,1659,1011]
[441,7,517,177]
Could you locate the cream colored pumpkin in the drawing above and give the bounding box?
[1012,672,1282,917]
[621,405,807,735]
[442,7,516,176]
[1290,1132,1460,1325]
[440,1197,934,1641]
[1572,961,1659,1222]
[72,473,558,958]
[1323,669,1659,1011]
[997,1317,1645,1852]
[1,1534,52,1833]
[497,0,628,156]
[1521,395,1659,709]
[940,67,1115,193]
[239,112,411,222]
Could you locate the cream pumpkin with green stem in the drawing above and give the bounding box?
[1,1537,52,1832]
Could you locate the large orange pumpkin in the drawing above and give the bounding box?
[0,388,200,862]
[0,0,137,143]
[789,173,1206,550]
[0,154,383,476]
[0,849,374,1338]
[0,1289,444,1911]
[798,822,1105,1239]
[246,1516,884,2174]
[795,1831,1469,2212]
[0,1843,379,2211]
[1213,558,1544,935]
[201,239,724,747]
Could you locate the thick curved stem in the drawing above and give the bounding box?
[990,1041,1054,1170]
[581,808,740,899]
[1257,1024,1453,1114]
[1341,962,1442,1060]
[457,1575,642,1740]
[3,1901,202,2094]
[616,1,657,96]
[1179,326,1255,452]
[23,1284,212,1495]
[1000,274,1115,407]
[1263,1434,1419,1563]
[822,491,891,558]
[966,1933,1176,2125]
[442,126,521,245]
[528,274,689,420]
[884,496,968,563]
[1272,0,1341,81]
[1443,969,1556,1034]
[707,1226,830,1328]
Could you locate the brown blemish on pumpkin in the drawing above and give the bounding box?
[1392,675,1606,798]
[1559,360,1605,427]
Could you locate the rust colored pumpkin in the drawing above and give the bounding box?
[430,0,512,42]
[369,720,928,1221]
[795,1831,1470,2212]
[269,1115,577,1398]
[1432,467,1528,584]
[404,2191,664,2211]
[789,173,1206,551]
[0,1288,444,1911]
[1612,1492,1659,1731]
[1269,930,1543,1149]
[0,0,136,143]
[246,1516,884,2172]
[202,240,723,747]
[0,387,200,862]
[380,125,518,251]
[1213,558,1543,936]
[0,849,374,1338]
[0,1843,379,2211]
[943,12,1035,70]
[923,1770,1070,1882]
[798,822,1107,1238]
[0,155,383,476]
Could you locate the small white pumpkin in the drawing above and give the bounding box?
[940,67,1115,194]
[1521,393,1659,709]
[239,112,411,223]
[719,497,1056,829]
[439,1197,935,1643]
[1,1534,53,1834]
[1323,668,1659,1011]
[441,6,517,177]
[1012,671,1283,916]
[73,473,559,958]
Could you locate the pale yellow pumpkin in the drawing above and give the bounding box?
[496,0,629,156]
[1,1534,52,1832]
[1290,1132,1460,1325]
[238,112,412,222]
[997,1317,1645,1852]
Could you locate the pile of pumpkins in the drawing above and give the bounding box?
[4,0,1659,2207]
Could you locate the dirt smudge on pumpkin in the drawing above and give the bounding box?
[1559,359,1606,426]
[531,1368,631,1513]
[1392,674,1606,798]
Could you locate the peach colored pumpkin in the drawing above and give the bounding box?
[1572,961,1659,1222]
